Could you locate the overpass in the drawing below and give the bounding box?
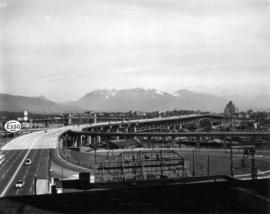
[0,114,268,198]
[60,130,270,150]
[64,130,270,138]
[83,114,226,133]
[0,125,91,198]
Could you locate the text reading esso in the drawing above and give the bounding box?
[4,120,22,133]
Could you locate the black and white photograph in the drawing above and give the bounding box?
[0,0,270,213]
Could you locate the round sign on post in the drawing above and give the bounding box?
[4,120,22,133]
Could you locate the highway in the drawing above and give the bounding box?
[1,123,269,197]
[0,126,89,197]
[68,130,270,138]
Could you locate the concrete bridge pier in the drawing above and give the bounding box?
[72,136,77,147]
[97,136,101,145]
[133,126,138,140]
[77,135,82,151]
[173,124,176,132]
[147,136,151,148]
[178,138,182,148]
[84,135,88,146]
[87,136,92,146]
[171,136,176,148]
[71,136,76,147]
[166,136,171,147]
[80,135,84,146]
[196,137,200,149]
[116,128,120,140]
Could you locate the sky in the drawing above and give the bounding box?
[0,0,270,101]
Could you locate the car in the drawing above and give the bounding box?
[15,180,24,188]
[24,159,32,165]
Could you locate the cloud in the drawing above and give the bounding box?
[0,0,10,9]
[1,0,270,101]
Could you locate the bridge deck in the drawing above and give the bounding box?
[67,130,270,138]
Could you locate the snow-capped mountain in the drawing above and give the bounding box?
[88,89,118,99]
[66,88,228,112]
[173,89,196,97]
[2,88,269,113]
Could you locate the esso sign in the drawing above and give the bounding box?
[4,120,22,133]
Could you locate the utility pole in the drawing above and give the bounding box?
[207,155,210,176]
[251,146,257,180]
[229,138,234,177]
[192,149,195,177]
[48,148,51,182]
[66,140,68,161]
[94,142,97,164]
[49,148,52,171]
[34,176,37,195]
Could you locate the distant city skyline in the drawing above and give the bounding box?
[1,0,270,102]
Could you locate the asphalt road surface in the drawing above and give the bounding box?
[0,126,90,197]
[1,124,269,197]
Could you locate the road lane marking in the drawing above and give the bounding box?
[55,138,91,171]
[0,135,43,197]
[0,151,24,180]
[1,126,89,194]
[20,149,40,196]
[34,149,44,177]
[2,132,40,151]
[0,151,16,170]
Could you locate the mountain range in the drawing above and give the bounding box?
[64,88,227,112]
[1,88,269,113]
[0,93,83,113]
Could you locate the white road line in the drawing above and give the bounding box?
[0,135,42,197]
[0,152,22,180]
[55,138,91,171]
[0,151,15,170]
